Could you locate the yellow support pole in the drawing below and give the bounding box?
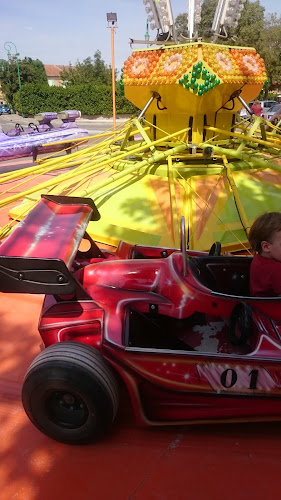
[236,116,265,153]
[204,126,281,150]
[41,122,141,148]
[0,128,189,209]
[0,158,90,185]
[0,145,120,198]
[0,122,147,189]
[130,118,156,153]
[37,124,150,167]
[199,142,281,173]
[76,143,189,200]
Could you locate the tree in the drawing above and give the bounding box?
[0,57,47,106]
[259,14,281,89]
[20,58,47,84]
[234,0,265,52]
[175,0,265,44]
[175,1,218,39]
[199,0,218,35]
[60,50,113,86]
[175,13,188,39]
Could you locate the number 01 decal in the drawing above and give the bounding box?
[220,368,259,390]
[196,364,278,393]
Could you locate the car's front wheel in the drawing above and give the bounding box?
[22,342,119,444]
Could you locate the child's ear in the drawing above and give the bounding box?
[261,240,271,253]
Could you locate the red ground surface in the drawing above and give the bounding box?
[0,157,281,499]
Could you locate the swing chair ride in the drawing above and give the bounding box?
[1,0,281,253]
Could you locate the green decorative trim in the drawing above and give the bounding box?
[119,70,125,96]
[178,60,220,95]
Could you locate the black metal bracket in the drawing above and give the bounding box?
[151,91,167,111]
[0,256,77,295]
[76,231,106,259]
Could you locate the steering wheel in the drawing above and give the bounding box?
[180,216,187,276]
[28,122,39,132]
[209,242,222,256]
[229,302,252,346]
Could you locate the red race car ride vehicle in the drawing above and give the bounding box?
[0,195,281,445]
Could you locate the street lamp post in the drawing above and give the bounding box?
[4,41,22,90]
[106,13,118,131]
[145,19,150,47]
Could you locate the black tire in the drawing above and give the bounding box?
[22,342,119,444]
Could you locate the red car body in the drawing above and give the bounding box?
[1,195,281,443]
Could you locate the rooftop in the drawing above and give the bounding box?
[44,65,69,77]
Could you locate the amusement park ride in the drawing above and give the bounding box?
[0,0,280,252]
[0,0,280,253]
[0,110,89,161]
[2,0,281,444]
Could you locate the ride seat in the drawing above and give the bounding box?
[188,258,218,290]
[190,256,252,296]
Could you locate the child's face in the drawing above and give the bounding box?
[261,230,281,261]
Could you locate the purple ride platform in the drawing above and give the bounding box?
[0,110,89,161]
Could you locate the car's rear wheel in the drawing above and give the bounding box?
[22,342,119,444]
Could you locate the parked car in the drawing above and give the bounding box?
[263,103,281,122]
[0,103,11,115]
[2,196,281,445]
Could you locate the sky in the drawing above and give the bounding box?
[1,0,281,74]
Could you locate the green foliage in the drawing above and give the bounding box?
[60,51,113,86]
[233,0,265,52]
[230,4,281,89]
[13,83,138,116]
[259,14,281,91]
[200,0,219,34]
[0,57,47,106]
[175,0,218,39]
[116,87,139,114]
[175,13,188,38]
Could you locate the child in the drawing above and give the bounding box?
[251,99,263,116]
[249,212,281,296]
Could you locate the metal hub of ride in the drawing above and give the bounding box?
[130,0,246,46]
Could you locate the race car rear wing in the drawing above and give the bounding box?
[0,195,100,295]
